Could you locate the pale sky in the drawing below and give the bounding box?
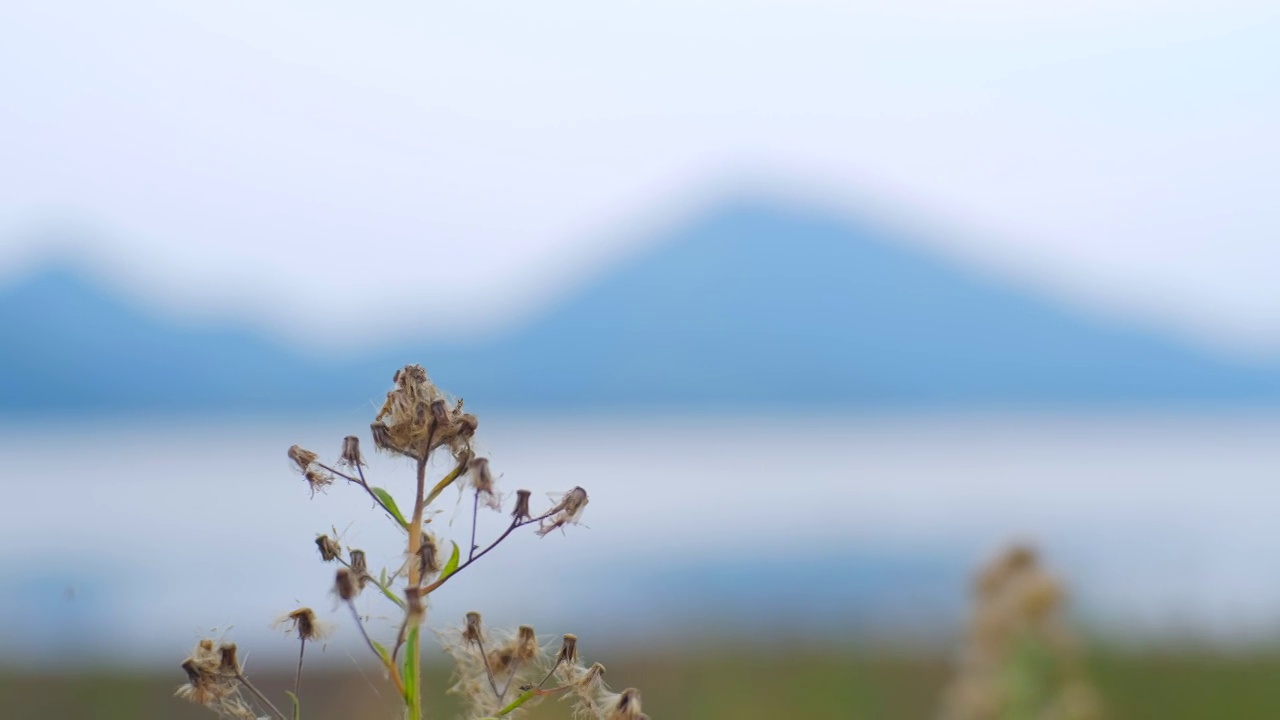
[1,0,1278,353]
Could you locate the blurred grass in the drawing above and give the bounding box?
[4,649,1280,719]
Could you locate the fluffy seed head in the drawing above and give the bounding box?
[280,607,329,641]
[372,365,478,460]
[609,688,643,720]
[469,457,502,511]
[538,486,590,537]
[334,568,359,601]
[303,468,333,496]
[515,625,538,662]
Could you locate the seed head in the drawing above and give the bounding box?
[372,365,480,459]
[315,534,341,562]
[515,625,538,663]
[462,611,485,646]
[430,399,450,427]
[278,607,330,641]
[303,468,333,496]
[216,643,240,675]
[334,568,359,601]
[418,533,442,576]
[176,639,238,707]
[512,489,533,522]
[468,457,502,511]
[608,688,643,720]
[370,421,393,451]
[578,662,606,691]
[339,435,364,468]
[348,549,370,591]
[538,486,589,537]
[287,445,317,472]
[557,634,579,666]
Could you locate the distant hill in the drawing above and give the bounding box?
[4,198,1280,414]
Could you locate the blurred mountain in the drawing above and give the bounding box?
[4,198,1280,413]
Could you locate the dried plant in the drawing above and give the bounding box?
[176,364,647,720]
[937,544,1102,720]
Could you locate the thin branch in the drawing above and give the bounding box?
[234,672,288,720]
[294,637,306,701]
[346,600,406,696]
[421,510,555,595]
[469,489,480,561]
[316,461,403,527]
[535,657,564,691]
[472,634,502,700]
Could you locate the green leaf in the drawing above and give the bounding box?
[438,541,461,582]
[371,487,410,529]
[424,459,468,506]
[285,690,302,720]
[371,571,406,610]
[370,640,392,666]
[401,627,420,706]
[494,688,538,716]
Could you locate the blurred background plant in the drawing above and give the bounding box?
[5,1,1280,718]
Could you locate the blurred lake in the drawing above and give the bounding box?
[4,412,1280,671]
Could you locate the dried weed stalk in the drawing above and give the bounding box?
[176,364,647,720]
[938,544,1102,720]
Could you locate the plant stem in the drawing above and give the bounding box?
[404,455,429,720]
[316,462,405,530]
[235,672,288,720]
[469,490,480,561]
[472,633,502,699]
[294,638,306,701]
[346,600,406,696]
[421,510,554,595]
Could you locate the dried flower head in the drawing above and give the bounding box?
[348,549,370,592]
[315,534,342,562]
[303,468,333,497]
[538,486,589,537]
[334,568,359,601]
[468,457,502,511]
[277,607,332,641]
[371,364,478,461]
[512,489,533,522]
[176,639,243,714]
[606,687,643,720]
[216,643,240,675]
[514,625,538,663]
[418,533,442,576]
[462,611,485,646]
[287,445,317,472]
[339,435,364,468]
[557,633,580,667]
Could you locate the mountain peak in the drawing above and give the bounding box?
[4,199,1279,413]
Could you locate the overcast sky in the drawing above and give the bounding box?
[1,1,1278,353]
